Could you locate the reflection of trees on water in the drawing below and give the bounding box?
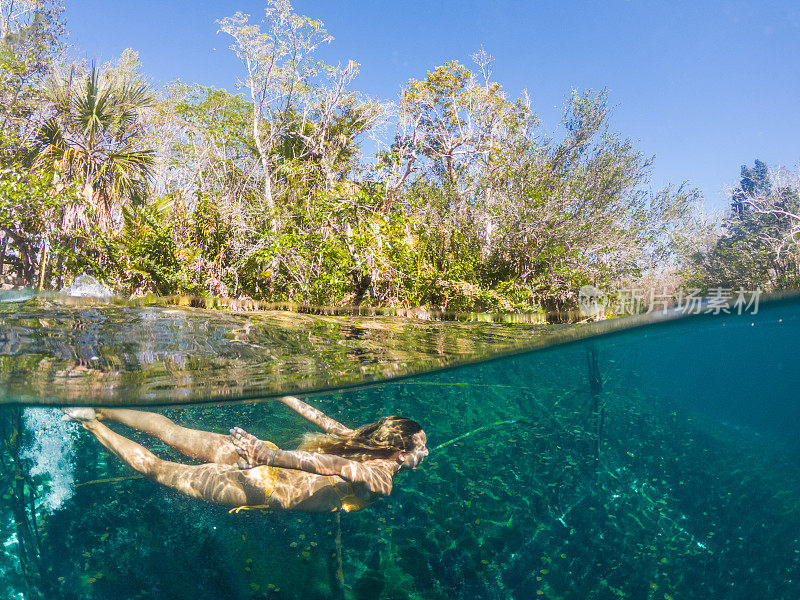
[0,299,561,405]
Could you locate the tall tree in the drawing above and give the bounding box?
[0,0,65,287]
[0,0,64,165]
[287,59,382,191]
[217,0,331,230]
[399,52,530,201]
[699,161,800,290]
[481,89,702,313]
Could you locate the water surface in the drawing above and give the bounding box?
[1,293,798,599]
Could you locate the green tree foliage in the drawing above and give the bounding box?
[0,165,72,284]
[392,60,700,316]
[0,0,68,288]
[484,90,703,314]
[113,197,192,295]
[693,160,800,291]
[0,0,64,167]
[158,84,272,296]
[0,1,730,320]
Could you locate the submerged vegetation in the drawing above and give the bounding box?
[3,1,796,316]
[2,296,800,599]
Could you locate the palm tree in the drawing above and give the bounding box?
[35,62,155,232]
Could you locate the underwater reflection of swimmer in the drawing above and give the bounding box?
[63,396,428,513]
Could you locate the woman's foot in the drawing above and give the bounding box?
[61,407,98,423]
[230,427,262,468]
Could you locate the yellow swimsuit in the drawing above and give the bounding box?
[327,476,375,513]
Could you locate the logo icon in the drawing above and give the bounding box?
[578,285,607,319]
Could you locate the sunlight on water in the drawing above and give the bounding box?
[0,292,575,405]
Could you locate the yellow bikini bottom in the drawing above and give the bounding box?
[327,476,374,513]
[228,440,280,514]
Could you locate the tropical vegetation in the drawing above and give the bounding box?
[1,0,798,319]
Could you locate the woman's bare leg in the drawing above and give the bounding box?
[81,419,270,507]
[95,408,239,464]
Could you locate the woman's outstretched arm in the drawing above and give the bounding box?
[273,450,393,496]
[277,396,354,436]
[230,427,393,495]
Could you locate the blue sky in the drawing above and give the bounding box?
[64,0,800,211]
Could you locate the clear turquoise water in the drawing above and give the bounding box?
[1,294,799,599]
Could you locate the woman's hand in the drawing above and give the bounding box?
[397,430,429,470]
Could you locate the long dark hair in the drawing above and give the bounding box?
[297,416,423,462]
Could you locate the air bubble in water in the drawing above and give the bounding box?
[60,273,113,298]
[21,409,78,511]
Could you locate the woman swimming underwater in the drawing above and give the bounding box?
[63,396,428,513]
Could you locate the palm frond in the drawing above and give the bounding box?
[72,63,117,141]
[36,60,158,227]
[36,117,68,153]
[34,118,73,174]
[100,146,156,199]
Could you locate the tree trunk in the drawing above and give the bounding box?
[446,154,454,187]
[252,109,275,228]
[83,182,114,232]
[55,252,64,289]
[0,232,7,277]
[246,60,277,233]
[37,234,50,290]
[321,158,336,192]
[5,229,35,283]
[259,148,276,232]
